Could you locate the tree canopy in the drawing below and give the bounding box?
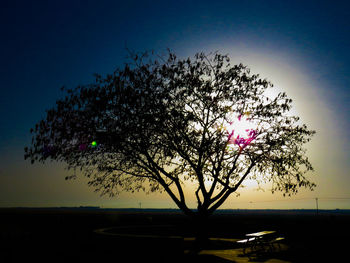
[25,50,316,216]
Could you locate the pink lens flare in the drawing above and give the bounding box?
[79,144,87,151]
[225,113,257,150]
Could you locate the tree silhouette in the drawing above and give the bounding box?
[25,50,316,219]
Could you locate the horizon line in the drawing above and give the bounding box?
[1,206,350,211]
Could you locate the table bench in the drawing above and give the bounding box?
[236,231,284,255]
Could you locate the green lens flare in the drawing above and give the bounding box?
[91,141,97,147]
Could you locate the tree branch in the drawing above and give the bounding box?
[208,188,233,214]
[232,159,256,192]
[208,157,256,211]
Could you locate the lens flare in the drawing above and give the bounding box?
[225,113,257,150]
[79,144,87,151]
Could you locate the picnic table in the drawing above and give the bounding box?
[237,230,284,255]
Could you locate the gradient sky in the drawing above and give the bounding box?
[1,0,349,209]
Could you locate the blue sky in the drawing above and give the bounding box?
[0,0,349,208]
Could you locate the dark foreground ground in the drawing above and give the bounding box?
[1,208,349,263]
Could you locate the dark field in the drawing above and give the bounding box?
[1,208,349,262]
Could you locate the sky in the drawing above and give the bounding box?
[0,0,349,209]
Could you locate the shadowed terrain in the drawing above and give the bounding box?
[1,208,349,262]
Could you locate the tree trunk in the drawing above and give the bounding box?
[191,210,210,252]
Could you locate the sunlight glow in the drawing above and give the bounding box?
[224,113,257,150]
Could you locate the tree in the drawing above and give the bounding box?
[25,50,316,220]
